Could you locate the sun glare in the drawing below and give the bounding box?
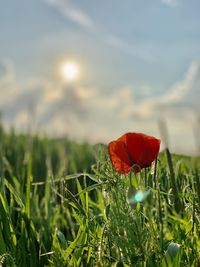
[61,61,79,81]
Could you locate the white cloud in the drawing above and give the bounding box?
[124,61,200,120]
[0,60,19,102]
[160,62,199,104]
[0,60,135,140]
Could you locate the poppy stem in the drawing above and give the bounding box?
[144,168,147,188]
[129,171,132,186]
[138,171,141,186]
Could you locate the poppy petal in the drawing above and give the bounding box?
[121,133,144,163]
[125,133,160,168]
[108,140,132,174]
[141,136,161,167]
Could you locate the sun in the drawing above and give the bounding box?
[60,61,80,81]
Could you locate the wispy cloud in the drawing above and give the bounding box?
[105,34,154,61]
[44,0,154,61]
[45,0,94,30]
[160,0,178,7]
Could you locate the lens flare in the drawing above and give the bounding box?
[128,187,150,205]
[134,191,144,202]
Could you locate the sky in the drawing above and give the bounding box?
[0,0,200,155]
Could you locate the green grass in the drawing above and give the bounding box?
[0,126,200,266]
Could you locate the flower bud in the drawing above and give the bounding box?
[165,242,181,265]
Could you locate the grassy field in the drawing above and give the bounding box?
[0,126,200,266]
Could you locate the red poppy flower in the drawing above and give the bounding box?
[108,132,160,174]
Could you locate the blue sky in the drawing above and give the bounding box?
[0,0,200,154]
